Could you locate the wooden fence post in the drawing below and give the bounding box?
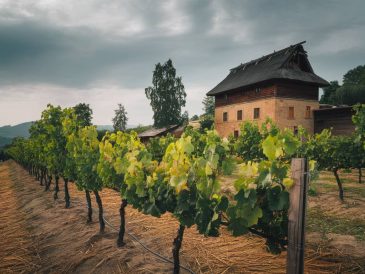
[287,158,309,274]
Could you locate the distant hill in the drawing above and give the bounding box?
[97,124,138,131]
[0,122,139,140]
[0,122,33,139]
[0,136,12,148]
[96,125,114,131]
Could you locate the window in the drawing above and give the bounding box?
[234,130,239,138]
[288,107,294,119]
[253,108,260,119]
[223,112,228,122]
[237,110,243,120]
[305,106,311,119]
[293,126,298,135]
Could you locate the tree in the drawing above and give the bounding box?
[343,65,365,86]
[305,130,352,201]
[319,81,340,104]
[322,66,365,106]
[180,110,189,125]
[190,114,199,121]
[353,104,365,183]
[234,122,264,162]
[320,66,365,106]
[202,96,215,116]
[70,125,105,232]
[41,104,65,200]
[333,85,365,105]
[199,115,214,132]
[353,104,365,142]
[112,104,128,132]
[145,59,186,128]
[73,103,93,127]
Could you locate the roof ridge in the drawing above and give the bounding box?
[230,41,306,72]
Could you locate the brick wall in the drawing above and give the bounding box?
[215,98,319,137]
[213,81,320,137]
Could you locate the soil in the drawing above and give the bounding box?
[0,160,364,273]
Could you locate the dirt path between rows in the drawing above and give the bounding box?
[0,160,359,273]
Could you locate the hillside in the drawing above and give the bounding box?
[0,122,33,139]
[0,136,12,148]
[0,122,138,141]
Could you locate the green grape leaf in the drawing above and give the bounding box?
[205,163,213,176]
[262,135,283,160]
[217,196,229,211]
[227,216,249,236]
[145,203,161,217]
[266,238,282,254]
[282,135,298,156]
[267,186,289,211]
[222,158,236,175]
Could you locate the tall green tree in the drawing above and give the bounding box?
[145,59,186,128]
[320,81,340,104]
[343,65,365,86]
[202,96,215,116]
[112,104,128,132]
[336,66,365,105]
[334,85,365,105]
[41,104,65,200]
[200,96,215,131]
[74,103,93,127]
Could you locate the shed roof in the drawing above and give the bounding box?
[207,41,329,96]
[138,124,179,138]
[313,106,353,113]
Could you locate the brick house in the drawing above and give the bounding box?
[206,42,329,137]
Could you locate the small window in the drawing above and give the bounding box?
[224,94,228,101]
[255,87,261,93]
[234,130,239,138]
[223,112,228,122]
[293,126,298,135]
[288,107,294,119]
[305,106,311,119]
[237,110,243,121]
[253,108,260,119]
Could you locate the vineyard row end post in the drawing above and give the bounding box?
[286,158,309,274]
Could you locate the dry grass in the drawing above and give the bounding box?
[0,160,364,273]
[0,164,41,273]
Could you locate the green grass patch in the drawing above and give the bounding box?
[343,185,365,198]
[308,184,318,197]
[307,207,365,241]
[314,181,365,198]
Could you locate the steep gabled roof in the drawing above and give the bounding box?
[207,41,329,96]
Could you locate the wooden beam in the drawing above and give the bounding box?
[287,158,309,274]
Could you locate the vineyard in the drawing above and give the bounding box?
[1,104,365,273]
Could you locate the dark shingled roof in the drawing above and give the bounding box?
[207,41,329,96]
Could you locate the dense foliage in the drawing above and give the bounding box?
[145,59,187,128]
[320,65,365,105]
[202,96,215,116]
[7,103,365,273]
[112,103,128,132]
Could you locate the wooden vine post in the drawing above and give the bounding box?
[287,158,309,274]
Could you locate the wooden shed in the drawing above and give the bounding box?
[313,106,355,135]
[138,124,184,143]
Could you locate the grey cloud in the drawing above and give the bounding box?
[0,0,365,125]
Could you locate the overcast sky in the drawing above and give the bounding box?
[1,0,365,126]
